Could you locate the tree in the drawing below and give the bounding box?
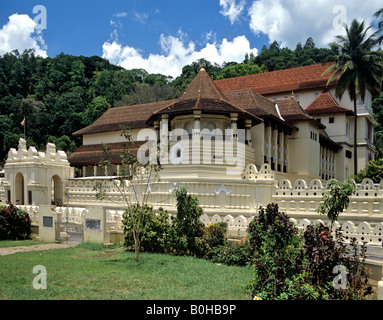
[94,127,161,262]
[84,96,110,126]
[353,158,383,183]
[317,179,356,229]
[172,187,204,255]
[323,19,383,175]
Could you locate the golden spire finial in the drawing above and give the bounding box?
[201,61,205,71]
[291,91,295,99]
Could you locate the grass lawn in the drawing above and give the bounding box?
[0,239,48,248]
[0,242,252,300]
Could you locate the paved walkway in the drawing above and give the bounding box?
[0,242,79,256]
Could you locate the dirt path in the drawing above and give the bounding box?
[0,242,79,256]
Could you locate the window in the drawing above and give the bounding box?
[345,150,352,159]
[329,117,334,124]
[310,131,318,141]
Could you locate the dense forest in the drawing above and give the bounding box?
[0,36,382,167]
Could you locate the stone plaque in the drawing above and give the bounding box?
[43,216,53,228]
[85,219,101,231]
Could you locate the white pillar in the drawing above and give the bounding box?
[266,124,272,164]
[154,120,160,143]
[245,119,252,147]
[160,114,169,164]
[272,126,278,170]
[230,113,238,140]
[279,130,284,171]
[193,110,201,137]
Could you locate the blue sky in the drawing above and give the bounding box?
[0,1,381,77]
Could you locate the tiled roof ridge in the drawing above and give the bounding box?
[146,68,262,124]
[201,68,230,101]
[305,91,354,115]
[214,62,337,94]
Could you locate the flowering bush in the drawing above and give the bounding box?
[246,203,372,300]
[246,204,309,299]
[0,204,32,240]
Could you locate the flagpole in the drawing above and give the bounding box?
[21,117,26,140]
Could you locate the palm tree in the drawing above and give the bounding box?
[323,19,383,176]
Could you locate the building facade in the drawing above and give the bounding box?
[69,63,376,183]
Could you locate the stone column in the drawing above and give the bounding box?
[154,120,160,143]
[279,130,284,171]
[192,110,202,164]
[245,119,252,146]
[193,110,201,136]
[230,113,238,139]
[266,124,272,164]
[272,125,278,170]
[160,114,169,164]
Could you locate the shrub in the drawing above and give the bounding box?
[317,178,356,228]
[122,205,172,253]
[246,203,372,300]
[303,224,371,299]
[0,204,32,240]
[246,203,307,299]
[196,222,228,257]
[205,240,253,266]
[171,187,204,255]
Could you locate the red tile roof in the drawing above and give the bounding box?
[214,63,337,95]
[72,100,175,137]
[305,91,354,116]
[146,68,262,125]
[274,98,321,125]
[68,141,146,166]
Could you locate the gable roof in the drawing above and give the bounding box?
[275,97,323,126]
[224,88,280,118]
[214,63,337,95]
[68,141,146,166]
[72,99,176,137]
[305,91,354,116]
[146,67,262,125]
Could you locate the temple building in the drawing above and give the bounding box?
[68,63,376,183]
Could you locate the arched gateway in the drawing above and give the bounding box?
[3,138,73,205]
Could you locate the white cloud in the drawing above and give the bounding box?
[0,13,47,57]
[102,34,258,78]
[133,11,149,24]
[248,0,381,48]
[219,0,246,24]
[114,12,128,18]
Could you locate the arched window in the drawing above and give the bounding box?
[15,173,24,205]
[184,122,193,139]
